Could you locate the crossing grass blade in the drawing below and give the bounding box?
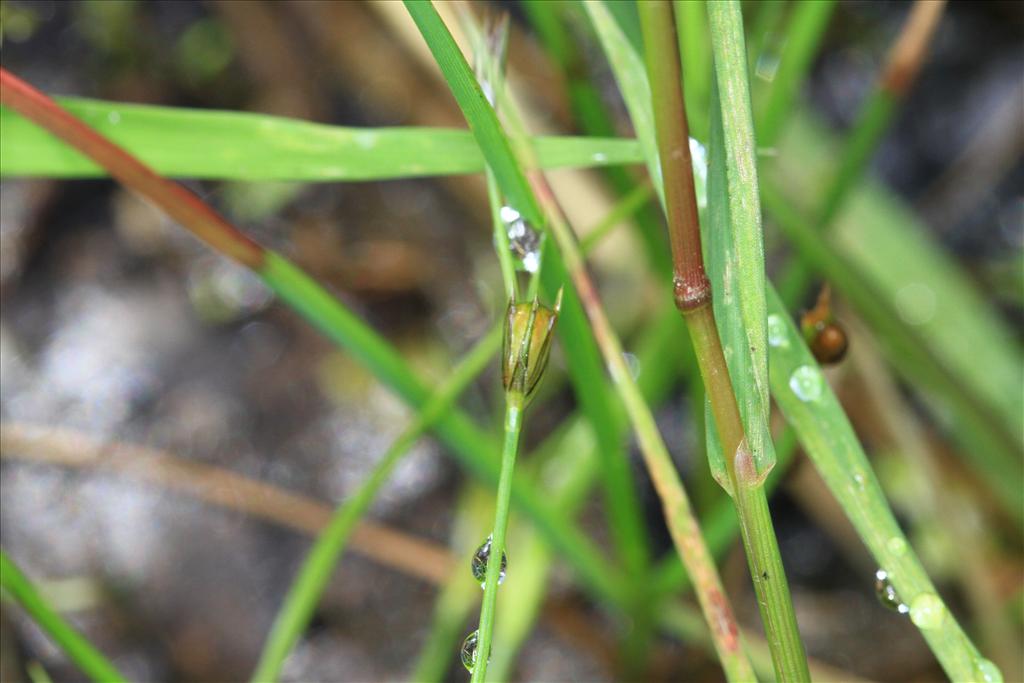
[0,98,644,180]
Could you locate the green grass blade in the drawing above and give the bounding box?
[755,0,837,147]
[0,98,644,180]
[764,287,998,683]
[250,325,501,683]
[0,551,127,683]
[707,2,771,477]
[674,0,711,140]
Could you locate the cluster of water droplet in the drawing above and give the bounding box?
[460,536,509,673]
[500,206,541,273]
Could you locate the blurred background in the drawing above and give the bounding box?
[0,1,1021,681]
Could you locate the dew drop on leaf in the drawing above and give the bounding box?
[788,365,824,402]
[767,314,789,348]
[909,592,947,629]
[471,535,507,588]
[461,630,479,673]
[874,569,909,614]
[974,658,1003,683]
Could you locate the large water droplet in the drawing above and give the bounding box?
[461,630,479,673]
[874,569,909,614]
[788,365,824,402]
[909,592,947,629]
[471,535,507,588]
[689,137,708,209]
[974,658,1003,683]
[503,209,541,274]
[887,536,908,557]
[767,314,790,348]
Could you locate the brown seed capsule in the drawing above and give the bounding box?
[809,322,849,364]
[502,290,561,400]
[801,285,849,366]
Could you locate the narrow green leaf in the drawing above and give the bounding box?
[0,552,127,683]
[0,98,643,180]
[765,288,996,683]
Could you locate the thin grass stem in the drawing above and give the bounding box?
[776,0,946,303]
[251,325,501,683]
[0,552,127,683]
[470,391,524,683]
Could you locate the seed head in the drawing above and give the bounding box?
[502,289,561,400]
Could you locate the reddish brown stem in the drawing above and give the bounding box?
[0,69,264,268]
[880,0,947,96]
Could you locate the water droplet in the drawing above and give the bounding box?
[756,51,781,82]
[503,211,541,273]
[974,658,1003,683]
[592,152,608,163]
[461,630,479,672]
[522,251,540,273]
[788,365,824,402]
[499,206,520,224]
[874,569,909,614]
[909,592,947,629]
[767,314,790,348]
[471,535,507,588]
[894,283,937,326]
[887,536,908,557]
[853,469,867,489]
[622,352,641,379]
[107,111,121,125]
[689,137,708,209]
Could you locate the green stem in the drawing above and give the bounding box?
[250,325,501,683]
[642,2,809,679]
[470,392,524,683]
[0,551,127,683]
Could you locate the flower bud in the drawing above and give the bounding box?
[502,290,561,400]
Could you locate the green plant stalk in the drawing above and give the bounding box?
[455,6,654,604]
[471,392,525,683]
[673,0,711,140]
[250,325,501,683]
[642,2,809,680]
[0,552,126,683]
[0,67,630,610]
